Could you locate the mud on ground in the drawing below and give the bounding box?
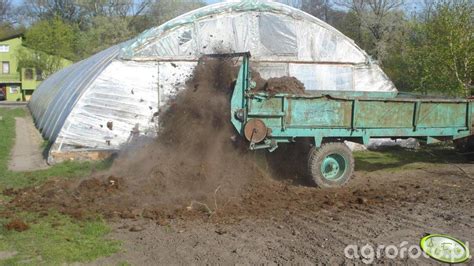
[7,151,474,264]
[88,163,473,265]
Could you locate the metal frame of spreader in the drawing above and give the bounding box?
[226,53,473,152]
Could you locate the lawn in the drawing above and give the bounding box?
[0,107,119,265]
[354,145,465,172]
[0,108,112,189]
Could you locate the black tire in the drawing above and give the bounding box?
[308,142,354,188]
[454,137,474,153]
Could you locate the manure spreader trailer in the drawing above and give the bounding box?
[216,53,473,188]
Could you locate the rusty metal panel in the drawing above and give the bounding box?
[287,98,351,127]
[248,97,284,115]
[418,103,467,128]
[356,101,415,128]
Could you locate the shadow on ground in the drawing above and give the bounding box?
[263,142,470,180]
[354,144,470,172]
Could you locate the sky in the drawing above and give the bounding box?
[10,0,423,13]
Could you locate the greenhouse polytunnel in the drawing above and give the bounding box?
[28,0,397,163]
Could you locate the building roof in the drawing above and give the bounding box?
[0,32,24,42]
[120,0,365,60]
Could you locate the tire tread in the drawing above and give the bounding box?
[307,142,354,188]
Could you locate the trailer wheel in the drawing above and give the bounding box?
[454,137,474,153]
[308,142,354,188]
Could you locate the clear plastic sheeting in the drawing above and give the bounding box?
[122,3,368,63]
[253,62,288,79]
[28,0,398,159]
[259,13,297,56]
[29,45,121,141]
[345,138,420,151]
[120,0,395,92]
[289,64,354,91]
[120,0,368,63]
[53,60,159,152]
[353,65,396,92]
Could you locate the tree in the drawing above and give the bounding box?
[20,0,150,28]
[17,17,75,77]
[22,17,76,60]
[21,0,83,25]
[14,0,210,62]
[335,0,405,61]
[17,16,76,76]
[404,0,473,96]
[16,46,65,77]
[0,0,23,37]
[146,0,205,26]
[0,0,11,22]
[301,0,332,22]
[81,16,134,55]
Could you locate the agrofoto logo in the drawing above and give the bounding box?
[344,234,471,264]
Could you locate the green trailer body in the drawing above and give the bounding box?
[227,53,473,188]
[231,54,472,150]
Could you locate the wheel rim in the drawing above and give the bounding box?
[320,153,347,181]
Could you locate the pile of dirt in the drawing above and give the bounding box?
[7,58,271,220]
[4,219,29,232]
[6,57,312,222]
[252,75,306,95]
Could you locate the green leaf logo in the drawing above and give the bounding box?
[420,234,470,264]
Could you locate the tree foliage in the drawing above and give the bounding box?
[0,0,11,22]
[146,0,205,25]
[17,17,74,75]
[291,0,473,96]
[81,16,134,55]
[403,1,473,96]
[16,47,64,76]
[23,17,76,60]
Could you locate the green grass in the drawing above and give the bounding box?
[0,108,119,265]
[0,213,120,265]
[354,145,466,172]
[0,108,112,189]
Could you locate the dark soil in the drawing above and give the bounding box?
[92,164,474,265]
[252,76,306,95]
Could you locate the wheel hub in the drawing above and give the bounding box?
[321,153,347,180]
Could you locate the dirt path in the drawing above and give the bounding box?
[8,113,49,172]
[86,163,473,265]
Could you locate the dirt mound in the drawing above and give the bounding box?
[4,219,29,232]
[8,58,272,220]
[252,76,306,95]
[7,57,312,222]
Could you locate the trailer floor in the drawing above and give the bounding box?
[89,163,473,265]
